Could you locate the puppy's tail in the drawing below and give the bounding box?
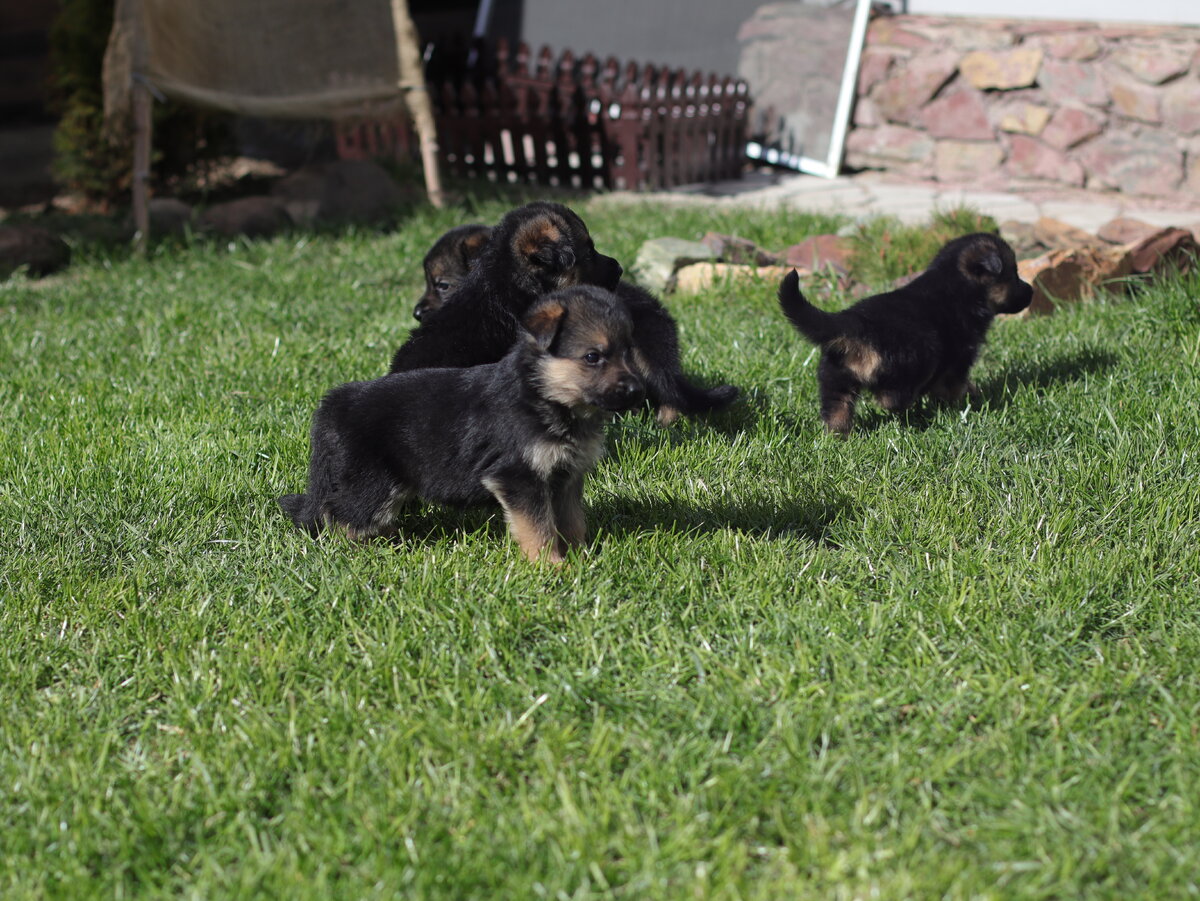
[637,357,738,420]
[778,269,840,345]
[671,377,740,416]
[278,493,321,535]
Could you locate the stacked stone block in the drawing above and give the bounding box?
[846,16,1200,199]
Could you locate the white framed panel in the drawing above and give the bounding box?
[743,0,873,178]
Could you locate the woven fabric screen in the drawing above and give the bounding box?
[102,0,443,236]
[103,0,416,128]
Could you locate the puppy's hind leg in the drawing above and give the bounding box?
[929,367,977,405]
[874,387,919,413]
[278,493,321,534]
[817,356,860,436]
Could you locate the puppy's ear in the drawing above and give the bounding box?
[532,242,576,272]
[458,227,492,264]
[977,252,1003,277]
[523,299,568,349]
[960,241,1004,280]
[514,215,575,272]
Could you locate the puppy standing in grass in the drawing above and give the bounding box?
[405,220,739,424]
[778,232,1032,435]
[279,285,644,563]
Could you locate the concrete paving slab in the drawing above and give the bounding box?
[1034,202,1123,233]
[616,170,1200,236]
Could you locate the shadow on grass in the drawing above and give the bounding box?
[699,385,765,436]
[976,345,1118,407]
[332,489,853,555]
[838,345,1120,436]
[614,384,767,441]
[850,405,939,436]
[383,506,508,548]
[591,492,853,549]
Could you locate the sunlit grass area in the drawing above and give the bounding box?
[2,193,1199,899]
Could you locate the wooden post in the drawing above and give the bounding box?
[390,0,445,208]
[131,78,152,254]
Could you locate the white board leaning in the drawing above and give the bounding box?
[741,0,872,179]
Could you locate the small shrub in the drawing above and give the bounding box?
[48,0,234,204]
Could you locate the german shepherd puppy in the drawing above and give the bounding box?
[406,221,739,424]
[778,232,1033,435]
[280,285,644,563]
[413,223,492,321]
[389,202,623,373]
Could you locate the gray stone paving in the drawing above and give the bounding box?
[599,171,1200,234]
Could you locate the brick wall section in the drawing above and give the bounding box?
[846,15,1200,199]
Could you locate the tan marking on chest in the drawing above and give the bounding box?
[523,430,605,479]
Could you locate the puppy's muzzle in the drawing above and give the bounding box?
[999,281,1034,315]
[598,372,645,412]
[413,288,442,320]
[594,254,623,291]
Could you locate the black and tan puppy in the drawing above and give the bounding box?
[405,220,738,424]
[280,285,644,563]
[413,223,493,321]
[778,232,1032,435]
[390,202,622,373]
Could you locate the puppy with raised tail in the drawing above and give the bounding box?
[280,285,644,563]
[778,232,1032,435]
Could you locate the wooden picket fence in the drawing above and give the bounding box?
[335,38,751,191]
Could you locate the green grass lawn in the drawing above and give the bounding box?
[2,193,1199,899]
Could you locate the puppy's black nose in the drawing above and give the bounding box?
[598,255,623,290]
[617,374,644,405]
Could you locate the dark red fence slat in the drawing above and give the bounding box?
[333,38,750,192]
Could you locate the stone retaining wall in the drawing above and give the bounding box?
[845,14,1200,199]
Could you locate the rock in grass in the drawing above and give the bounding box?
[631,237,716,294]
[1096,216,1161,246]
[1014,250,1082,316]
[0,224,70,278]
[1031,216,1101,251]
[698,232,781,266]
[271,159,408,225]
[673,262,793,294]
[999,220,1044,259]
[783,234,854,273]
[199,196,293,239]
[1126,227,1199,275]
[147,198,195,238]
[1011,244,1135,318]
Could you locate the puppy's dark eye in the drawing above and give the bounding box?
[583,351,602,365]
[435,279,453,292]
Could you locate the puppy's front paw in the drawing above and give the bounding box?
[655,404,681,426]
